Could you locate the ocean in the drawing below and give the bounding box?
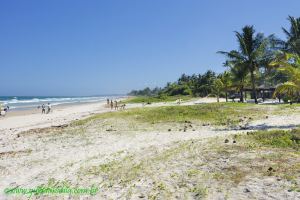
[0,95,124,110]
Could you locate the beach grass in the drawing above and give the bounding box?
[15,101,300,198]
[122,95,194,104]
[246,129,300,150]
[79,128,300,198]
[73,103,288,127]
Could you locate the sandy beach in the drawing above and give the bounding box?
[0,100,126,135]
[2,1,300,198]
[0,98,299,199]
[0,102,102,132]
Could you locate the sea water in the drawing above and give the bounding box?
[0,95,124,110]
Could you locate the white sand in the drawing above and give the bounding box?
[0,98,299,199]
[0,102,116,135]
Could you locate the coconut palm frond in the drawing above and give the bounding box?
[235,31,249,56]
[282,27,292,39]
[277,66,300,79]
[282,16,300,56]
[274,82,300,96]
[217,50,245,61]
[270,60,296,68]
[252,38,268,59]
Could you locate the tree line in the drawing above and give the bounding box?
[129,16,300,103]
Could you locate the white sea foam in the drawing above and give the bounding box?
[0,96,123,110]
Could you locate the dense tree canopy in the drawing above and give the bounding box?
[270,52,300,100]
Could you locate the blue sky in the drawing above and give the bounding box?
[0,0,299,96]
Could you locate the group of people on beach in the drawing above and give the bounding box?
[38,103,52,114]
[106,99,126,110]
[1,98,123,117]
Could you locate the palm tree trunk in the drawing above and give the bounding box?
[240,85,244,102]
[225,91,228,102]
[250,70,258,104]
[240,91,244,102]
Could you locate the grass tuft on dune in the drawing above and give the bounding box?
[247,129,300,150]
[123,95,194,104]
[79,128,300,198]
[73,103,289,127]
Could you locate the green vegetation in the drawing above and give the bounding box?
[73,103,290,127]
[248,129,300,150]
[225,61,248,102]
[129,70,218,98]
[189,184,208,198]
[84,142,192,186]
[212,78,224,102]
[129,16,300,103]
[32,101,300,198]
[219,25,274,103]
[282,16,300,55]
[79,129,300,198]
[128,87,161,96]
[270,53,300,100]
[123,95,193,104]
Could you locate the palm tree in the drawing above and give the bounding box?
[270,52,300,100]
[218,26,269,103]
[219,71,232,102]
[225,61,249,102]
[213,78,224,102]
[282,16,300,56]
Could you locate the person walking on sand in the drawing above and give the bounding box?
[114,100,118,110]
[110,100,114,110]
[47,103,52,114]
[42,104,46,114]
[107,98,110,105]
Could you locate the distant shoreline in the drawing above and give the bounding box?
[0,95,127,111]
[2,101,103,118]
[0,97,129,134]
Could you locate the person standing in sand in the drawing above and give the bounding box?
[110,100,114,110]
[42,104,46,114]
[47,103,52,114]
[114,100,118,110]
[107,98,110,106]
